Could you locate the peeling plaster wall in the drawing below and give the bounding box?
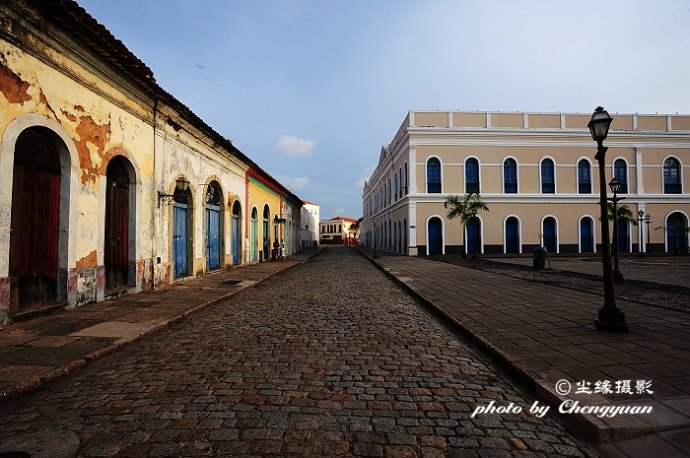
[0,4,262,324]
[153,108,247,285]
[0,19,155,321]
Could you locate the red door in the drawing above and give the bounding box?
[105,159,130,290]
[9,129,61,313]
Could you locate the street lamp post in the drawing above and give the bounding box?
[471,207,479,259]
[645,214,652,254]
[588,106,628,333]
[608,178,625,283]
[638,210,646,257]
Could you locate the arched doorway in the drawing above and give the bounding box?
[9,127,64,312]
[505,217,520,254]
[232,201,242,265]
[205,181,222,271]
[250,207,258,262]
[580,217,595,253]
[263,205,270,261]
[105,156,133,291]
[667,212,688,254]
[616,220,630,253]
[427,217,443,255]
[543,217,557,253]
[467,218,482,256]
[173,182,192,279]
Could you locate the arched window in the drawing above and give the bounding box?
[578,159,592,194]
[540,158,555,193]
[426,158,441,193]
[503,158,517,193]
[505,217,520,253]
[664,157,682,194]
[394,172,398,201]
[614,159,628,193]
[465,158,480,193]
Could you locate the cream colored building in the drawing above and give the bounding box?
[320,217,359,245]
[361,110,690,257]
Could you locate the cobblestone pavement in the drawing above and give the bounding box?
[0,246,596,457]
[429,255,690,313]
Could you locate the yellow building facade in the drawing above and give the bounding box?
[362,110,690,257]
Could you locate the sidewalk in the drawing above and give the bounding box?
[0,250,318,402]
[357,248,690,458]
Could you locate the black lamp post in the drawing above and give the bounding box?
[471,207,479,259]
[588,106,628,333]
[637,210,646,258]
[608,178,625,282]
[645,214,651,254]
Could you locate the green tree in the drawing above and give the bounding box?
[444,192,489,257]
[606,203,638,226]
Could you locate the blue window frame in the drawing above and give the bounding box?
[427,158,441,193]
[578,159,591,194]
[664,158,682,194]
[465,158,479,193]
[503,158,517,193]
[614,159,628,193]
[541,159,555,194]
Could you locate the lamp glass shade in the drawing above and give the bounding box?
[176,178,189,192]
[587,106,613,142]
[608,178,621,193]
[638,210,645,218]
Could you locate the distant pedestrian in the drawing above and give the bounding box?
[280,240,286,261]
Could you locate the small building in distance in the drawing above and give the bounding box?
[300,200,320,249]
[320,216,359,245]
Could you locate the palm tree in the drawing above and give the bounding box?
[444,192,489,257]
[606,203,638,226]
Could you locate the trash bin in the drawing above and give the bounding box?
[533,247,547,270]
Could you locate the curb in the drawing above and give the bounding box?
[0,253,316,404]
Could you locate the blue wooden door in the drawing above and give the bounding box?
[173,203,188,278]
[543,218,557,253]
[506,217,519,253]
[428,218,442,255]
[617,220,630,252]
[580,218,594,252]
[232,213,240,265]
[206,205,221,271]
[467,219,481,255]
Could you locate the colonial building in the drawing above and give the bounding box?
[361,110,690,257]
[0,0,302,324]
[320,216,359,245]
[300,200,320,249]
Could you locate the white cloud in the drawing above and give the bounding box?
[355,178,366,188]
[292,176,310,189]
[276,135,316,157]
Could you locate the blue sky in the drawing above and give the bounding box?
[79,0,690,219]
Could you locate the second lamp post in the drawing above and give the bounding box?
[608,177,625,282]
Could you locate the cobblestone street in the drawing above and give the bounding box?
[0,246,594,457]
